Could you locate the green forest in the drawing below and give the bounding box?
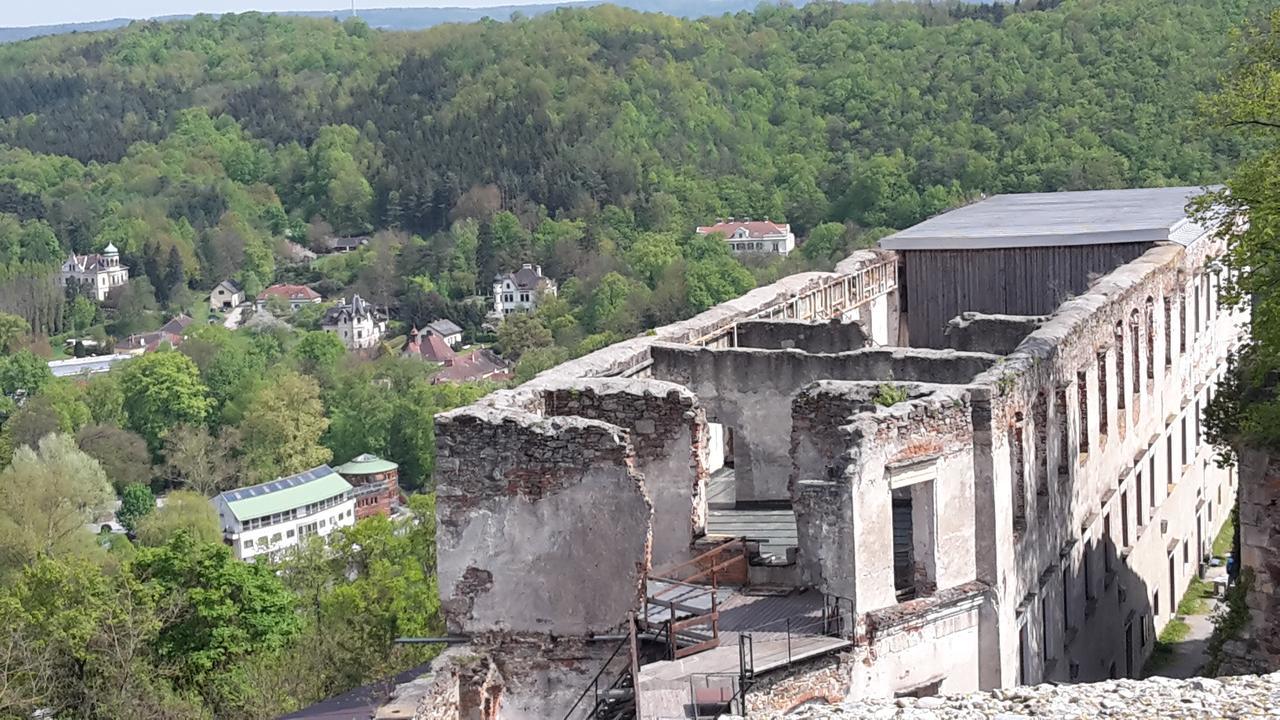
[0,0,1274,718]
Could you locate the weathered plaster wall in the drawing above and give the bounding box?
[967,235,1245,688]
[542,378,708,567]
[435,407,651,636]
[407,641,621,720]
[791,382,976,613]
[848,583,987,698]
[945,312,1047,355]
[651,344,996,501]
[735,318,869,353]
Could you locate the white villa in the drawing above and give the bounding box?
[492,263,557,316]
[212,465,356,562]
[695,219,796,255]
[61,243,129,301]
[321,294,387,350]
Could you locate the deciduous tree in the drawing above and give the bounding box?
[237,370,331,481]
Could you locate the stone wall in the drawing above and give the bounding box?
[965,235,1244,687]
[1231,447,1280,674]
[435,406,651,636]
[791,382,976,612]
[650,343,996,501]
[945,311,1047,354]
[743,653,852,716]
[542,378,707,567]
[735,318,870,353]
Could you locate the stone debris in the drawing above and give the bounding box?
[724,673,1280,719]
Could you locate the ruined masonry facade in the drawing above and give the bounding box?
[411,188,1245,720]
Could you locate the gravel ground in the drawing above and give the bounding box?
[728,672,1280,719]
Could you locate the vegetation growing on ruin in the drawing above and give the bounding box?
[1199,8,1280,459]
[873,382,910,407]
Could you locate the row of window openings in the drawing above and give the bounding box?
[1030,487,1223,677]
[1010,281,1221,532]
[242,508,355,550]
[1022,378,1211,528]
[240,493,349,531]
[500,293,532,303]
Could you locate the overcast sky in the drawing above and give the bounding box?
[7,1,558,28]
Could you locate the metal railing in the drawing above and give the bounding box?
[560,636,631,720]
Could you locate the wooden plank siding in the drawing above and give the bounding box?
[902,244,1152,348]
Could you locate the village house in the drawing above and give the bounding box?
[60,243,129,301]
[116,314,195,355]
[491,263,557,316]
[322,294,387,350]
[256,283,323,311]
[427,318,464,348]
[400,186,1244,719]
[403,326,511,383]
[696,218,797,255]
[324,235,370,254]
[209,279,244,312]
[212,465,356,562]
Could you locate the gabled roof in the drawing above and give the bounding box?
[428,318,463,337]
[495,264,554,291]
[323,294,382,324]
[696,220,792,239]
[215,279,243,294]
[328,236,370,251]
[879,186,1217,251]
[432,348,510,384]
[258,284,321,302]
[216,465,351,522]
[335,453,399,476]
[160,314,194,336]
[64,252,128,273]
[404,327,456,363]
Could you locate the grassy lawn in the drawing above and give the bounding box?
[1145,616,1192,675]
[1177,575,1215,616]
[1212,511,1235,560]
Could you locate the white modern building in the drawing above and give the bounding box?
[321,294,387,350]
[60,243,129,301]
[212,465,356,562]
[492,264,557,316]
[695,219,796,255]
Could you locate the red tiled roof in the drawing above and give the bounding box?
[258,284,321,302]
[431,349,510,384]
[403,328,456,364]
[695,220,791,239]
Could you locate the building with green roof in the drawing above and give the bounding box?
[212,464,355,562]
[335,453,401,520]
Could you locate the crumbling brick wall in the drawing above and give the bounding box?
[742,652,852,716]
[435,407,651,637]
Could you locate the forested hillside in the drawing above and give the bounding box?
[0,0,1266,354]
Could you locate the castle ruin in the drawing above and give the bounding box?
[399,186,1244,719]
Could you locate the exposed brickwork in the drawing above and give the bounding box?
[744,653,852,716]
